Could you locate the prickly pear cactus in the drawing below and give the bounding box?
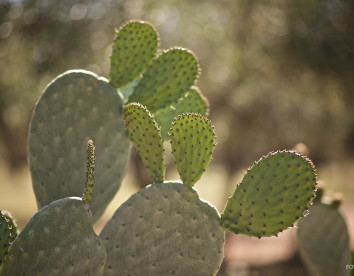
[100,109,224,276]
[110,20,158,88]
[170,113,215,187]
[128,48,200,113]
[109,20,207,139]
[297,189,351,276]
[123,103,165,183]
[220,151,317,238]
[100,182,224,276]
[0,211,18,265]
[9,19,321,275]
[0,198,107,276]
[1,140,106,276]
[101,105,319,275]
[28,70,129,222]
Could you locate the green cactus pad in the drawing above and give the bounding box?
[0,211,18,265]
[154,87,209,140]
[82,140,95,205]
[123,103,165,183]
[28,70,130,222]
[297,202,351,276]
[110,20,158,88]
[129,48,200,112]
[170,113,215,187]
[0,198,106,275]
[100,182,224,276]
[220,151,317,238]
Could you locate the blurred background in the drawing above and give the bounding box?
[1,0,353,274]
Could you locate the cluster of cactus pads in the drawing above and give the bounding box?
[0,20,320,275]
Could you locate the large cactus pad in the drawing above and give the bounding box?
[100,182,224,276]
[28,70,130,222]
[297,201,351,276]
[221,151,317,238]
[0,198,107,275]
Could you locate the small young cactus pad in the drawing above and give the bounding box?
[0,198,107,275]
[82,140,95,205]
[100,182,224,276]
[0,211,17,265]
[220,151,317,238]
[110,20,158,89]
[123,103,165,183]
[154,87,209,140]
[170,113,216,187]
[128,48,200,113]
[28,70,130,222]
[297,196,351,276]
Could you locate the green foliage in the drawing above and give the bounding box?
[0,211,17,265]
[297,191,351,276]
[110,20,158,88]
[123,103,165,183]
[28,70,130,222]
[220,151,317,238]
[170,113,216,187]
[0,198,107,276]
[100,182,224,276]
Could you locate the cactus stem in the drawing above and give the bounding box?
[82,140,95,204]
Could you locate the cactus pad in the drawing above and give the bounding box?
[297,200,351,276]
[100,182,224,276]
[0,211,17,265]
[170,113,216,187]
[220,151,317,238]
[28,70,129,222]
[110,20,158,88]
[154,87,209,140]
[0,198,107,275]
[82,140,95,204]
[129,48,200,112]
[123,103,165,183]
